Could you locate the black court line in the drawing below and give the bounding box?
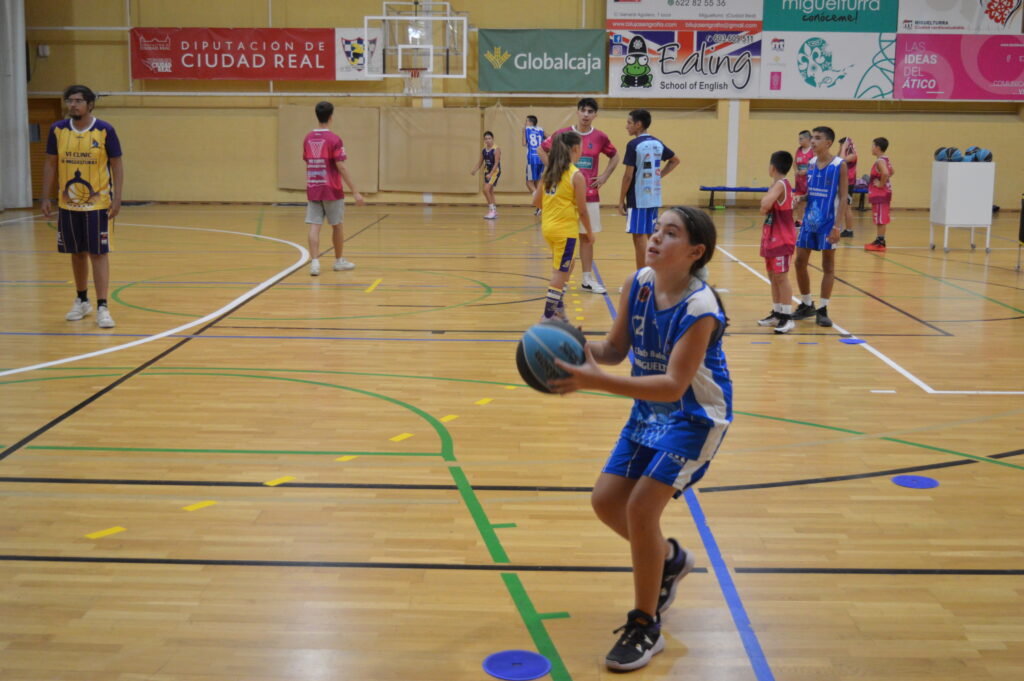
[700,448,1024,493]
[735,567,1024,576]
[926,316,1024,323]
[807,264,951,336]
[0,554,652,573]
[0,215,387,464]
[0,476,593,493]
[213,325,609,336]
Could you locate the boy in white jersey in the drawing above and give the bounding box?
[550,206,731,672]
[792,126,847,327]
[618,109,680,269]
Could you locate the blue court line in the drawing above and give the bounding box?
[751,341,771,344]
[684,490,775,681]
[0,331,517,343]
[601,273,775,681]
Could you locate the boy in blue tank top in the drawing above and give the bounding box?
[792,126,847,328]
[618,109,680,269]
[550,206,731,672]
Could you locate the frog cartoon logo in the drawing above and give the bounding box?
[621,35,653,88]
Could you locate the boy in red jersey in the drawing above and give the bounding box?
[540,97,620,294]
[838,136,858,238]
[303,101,364,276]
[757,151,797,334]
[865,137,894,252]
[793,130,813,225]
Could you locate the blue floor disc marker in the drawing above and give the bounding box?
[892,475,939,489]
[840,338,866,344]
[483,650,552,680]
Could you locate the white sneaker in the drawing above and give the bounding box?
[96,306,115,328]
[333,258,355,271]
[581,275,606,294]
[310,260,320,276]
[484,210,498,219]
[65,299,92,321]
[774,318,795,334]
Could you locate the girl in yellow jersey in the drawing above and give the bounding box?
[532,131,593,320]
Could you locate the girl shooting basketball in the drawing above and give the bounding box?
[549,206,732,672]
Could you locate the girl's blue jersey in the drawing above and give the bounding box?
[621,268,732,452]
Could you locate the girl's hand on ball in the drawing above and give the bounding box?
[550,344,600,394]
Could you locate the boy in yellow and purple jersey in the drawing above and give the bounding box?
[41,85,123,329]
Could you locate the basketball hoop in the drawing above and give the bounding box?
[402,68,427,96]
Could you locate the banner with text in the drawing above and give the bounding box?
[130,27,382,80]
[897,0,1023,34]
[608,27,762,97]
[606,0,762,29]
[763,0,898,32]
[760,31,894,99]
[478,29,606,92]
[894,34,1024,101]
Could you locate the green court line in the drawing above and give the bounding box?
[538,612,571,620]
[884,257,1024,315]
[111,269,495,321]
[450,465,509,563]
[487,221,539,243]
[491,523,517,529]
[881,437,1024,472]
[25,445,438,457]
[502,573,571,681]
[255,206,265,237]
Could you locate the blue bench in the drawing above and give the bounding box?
[699,185,869,210]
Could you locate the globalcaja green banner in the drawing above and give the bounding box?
[478,29,606,93]
[763,0,898,33]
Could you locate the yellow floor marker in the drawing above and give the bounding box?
[86,526,125,539]
[440,414,459,422]
[475,398,493,406]
[335,455,359,462]
[576,316,585,321]
[264,476,294,487]
[390,432,414,442]
[183,500,217,512]
[575,307,583,312]
[503,385,517,390]
[365,278,383,293]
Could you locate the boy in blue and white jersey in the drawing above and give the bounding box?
[793,125,847,328]
[618,109,680,269]
[523,115,545,213]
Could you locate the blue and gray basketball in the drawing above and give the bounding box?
[515,319,586,393]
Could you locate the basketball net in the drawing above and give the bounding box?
[403,69,427,96]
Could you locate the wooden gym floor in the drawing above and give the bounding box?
[1,203,1022,681]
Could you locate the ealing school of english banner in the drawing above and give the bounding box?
[608,26,762,98]
[897,0,1024,34]
[606,0,762,28]
[762,0,898,32]
[894,34,1024,100]
[761,31,895,99]
[130,27,382,80]
[478,29,606,92]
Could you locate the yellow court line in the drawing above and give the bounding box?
[390,432,414,442]
[365,278,383,293]
[335,455,359,462]
[440,414,459,422]
[575,307,583,312]
[475,398,493,406]
[183,500,217,512]
[503,385,517,390]
[264,476,295,487]
[85,526,125,539]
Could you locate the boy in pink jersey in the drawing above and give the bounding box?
[793,130,813,226]
[303,101,364,276]
[758,151,797,334]
[539,97,620,294]
[865,137,894,252]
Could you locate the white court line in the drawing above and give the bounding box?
[716,245,1024,395]
[0,222,309,378]
[0,213,41,225]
